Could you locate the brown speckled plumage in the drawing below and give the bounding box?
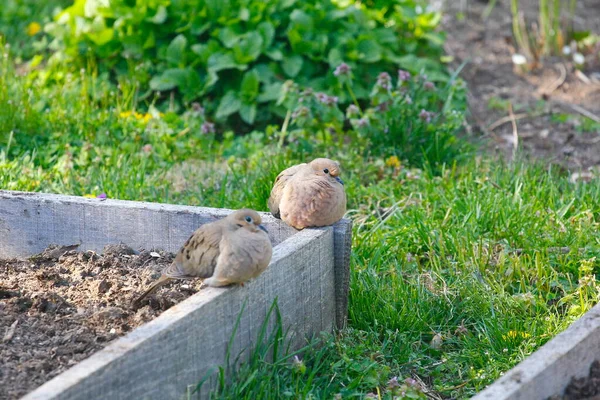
[268,158,346,230]
[133,209,272,305]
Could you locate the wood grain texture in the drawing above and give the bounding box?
[0,190,297,258]
[333,219,352,329]
[0,191,352,400]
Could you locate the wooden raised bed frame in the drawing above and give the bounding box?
[0,190,352,400]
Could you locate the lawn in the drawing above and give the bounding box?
[1,0,600,399]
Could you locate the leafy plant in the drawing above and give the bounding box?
[45,0,447,130]
[278,64,469,169]
[509,0,579,61]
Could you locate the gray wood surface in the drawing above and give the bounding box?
[0,190,298,257]
[473,301,600,400]
[0,190,352,399]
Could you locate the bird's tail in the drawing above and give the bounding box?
[131,275,172,308]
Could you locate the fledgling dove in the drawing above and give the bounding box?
[268,158,346,230]
[132,209,272,306]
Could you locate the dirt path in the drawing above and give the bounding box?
[441,0,600,171]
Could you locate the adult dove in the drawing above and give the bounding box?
[268,158,346,229]
[133,209,272,305]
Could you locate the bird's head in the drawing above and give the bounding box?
[309,158,344,185]
[229,209,268,234]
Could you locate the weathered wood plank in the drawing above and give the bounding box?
[473,302,600,400]
[0,190,298,257]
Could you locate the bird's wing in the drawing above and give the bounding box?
[164,224,223,279]
[268,163,306,218]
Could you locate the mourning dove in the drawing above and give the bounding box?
[133,209,272,305]
[268,158,346,229]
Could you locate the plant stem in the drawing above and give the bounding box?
[482,0,498,20]
[552,0,561,53]
[344,81,362,115]
[278,109,292,149]
[511,0,528,57]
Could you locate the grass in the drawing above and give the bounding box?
[2,1,600,399]
[191,158,600,399]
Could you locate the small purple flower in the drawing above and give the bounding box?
[387,376,400,388]
[405,377,421,389]
[334,62,351,77]
[419,73,428,81]
[376,72,392,90]
[419,109,433,123]
[404,96,413,104]
[96,193,107,199]
[142,144,153,153]
[314,92,338,106]
[398,69,411,82]
[356,117,369,128]
[191,102,204,115]
[201,122,215,134]
[346,104,360,118]
[424,81,436,91]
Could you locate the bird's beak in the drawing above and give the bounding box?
[258,224,268,233]
[335,176,344,185]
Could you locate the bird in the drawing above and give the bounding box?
[268,158,346,230]
[132,209,272,306]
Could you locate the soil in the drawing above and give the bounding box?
[441,0,600,171]
[547,360,600,400]
[0,244,203,400]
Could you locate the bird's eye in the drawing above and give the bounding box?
[323,168,329,174]
[245,216,253,223]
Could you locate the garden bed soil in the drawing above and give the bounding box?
[0,244,203,400]
[548,360,600,400]
[442,0,600,170]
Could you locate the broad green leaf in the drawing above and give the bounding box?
[233,31,263,64]
[254,63,276,83]
[327,48,343,67]
[166,34,187,66]
[240,70,260,103]
[149,68,188,91]
[191,21,210,36]
[373,28,398,45]
[143,31,155,49]
[357,39,381,63]
[86,28,113,45]
[257,82,282,103]
[281,54,303,78]
[204,69,219,90]
[150,5,168,24]
[239,8,250,21]
[84,0,109,18]
[289,9,313,30]
[257,22,275,50]
[265,48,283,61]
[181,69,204,100]
[191,39,220,64]
[239,103,257,124]
[216,91,241,119]
[219,27,240,48]
[207,52,238,72]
